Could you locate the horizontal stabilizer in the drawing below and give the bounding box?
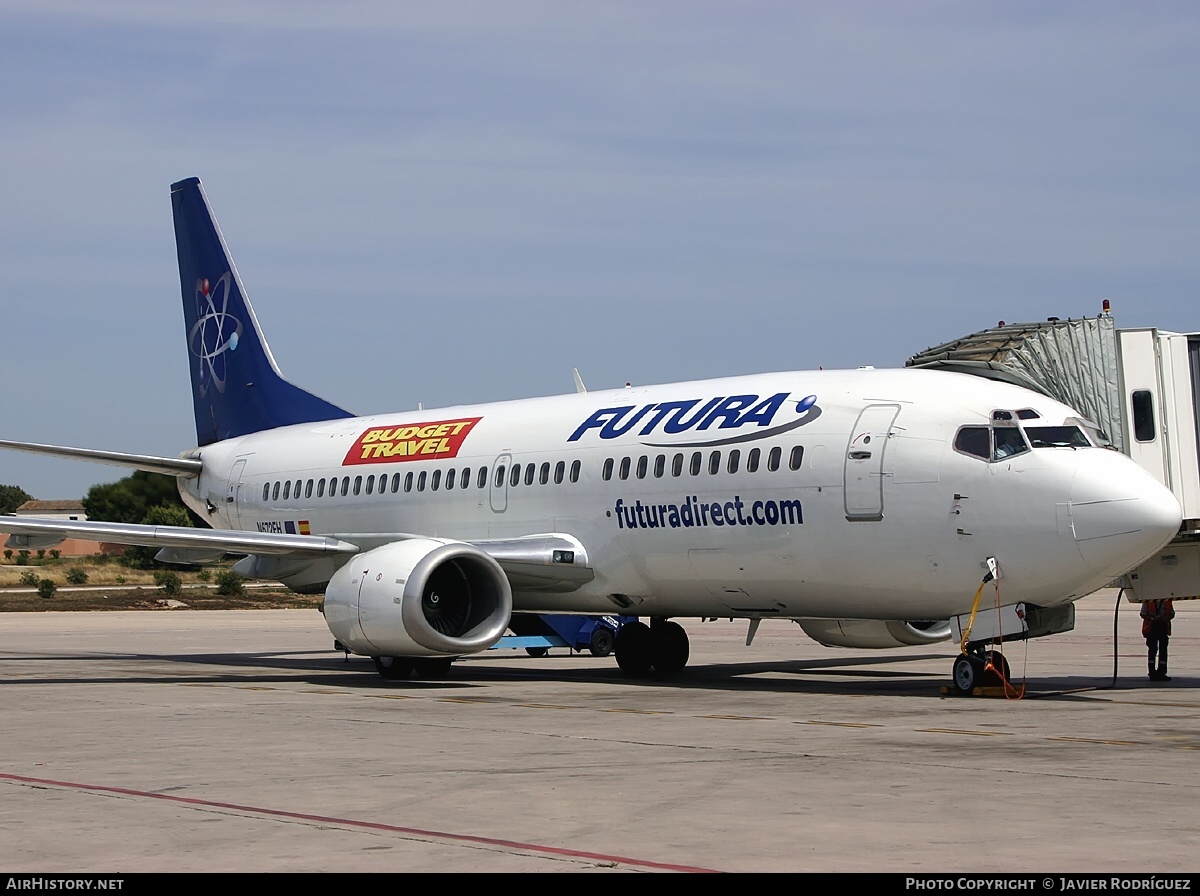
[0,439,203,477]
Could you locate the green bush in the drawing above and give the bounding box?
[64,567,89,585]
[16,550,29,566]
[154,570,182,596]
[49,549,61,560]
[36,549,45,560]
[196,568,211,582]
[114,575,126,584]
[214,570,245,596]
[19,571,39,587]
[3,550,11,560]
[37,579,56,599]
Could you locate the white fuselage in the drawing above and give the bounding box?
[179,367,1182,622]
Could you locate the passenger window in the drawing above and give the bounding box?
[365,475,374,495]
[602,458,614,481]
[539,462,550,485]
[690,452,702,475]
[672,453,684,477]
[992,427,1028,460]
[283,481,291,500]
[507,464,518,487]
[789,446,804,471]
[747,448,760,473]
[446,468,456,490]
[305,479,313,499]
[554,461,565,485]
[767,447,781,472]
[460,468,470,490]
[1132,390,1156,442]
[353,476,362,496]
[414,471,424,491]
[262,483,270,501]
[570,460,581,483]
[524,464,535,486]
[405,472,414,493]
[317,479,326,498]
[494,465,506,488]
[727,449,740,474]
[619,457,631,480]
[477,467,488,489]
[636,456,648,479]
[708,451,721,475]
[328,477,337,496]
[654,455,665,478]
[954,427,990,460]
[392,473,402,493]
[341,477,350,497]
[430,470,440,490]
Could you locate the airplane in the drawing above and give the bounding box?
[0,177,1184,692]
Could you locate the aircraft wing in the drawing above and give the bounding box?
[1,515,358,556]
[1,517,593,592]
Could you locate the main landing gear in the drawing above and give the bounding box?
[614,618,690,675]
[951,648,1011,695]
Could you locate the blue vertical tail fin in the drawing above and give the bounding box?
[171,177,353,446]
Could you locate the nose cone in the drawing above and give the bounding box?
[1068,453,1182,577]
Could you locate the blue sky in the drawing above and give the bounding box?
[2,1,1198,500]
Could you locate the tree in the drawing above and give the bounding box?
[83,471,199,525]
[0,484,33,515]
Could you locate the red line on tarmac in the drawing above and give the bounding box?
[1,772,719,873]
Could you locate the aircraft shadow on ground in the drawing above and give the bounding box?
[3,648,1168,699]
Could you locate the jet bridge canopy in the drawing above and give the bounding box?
[905,314,1123,452]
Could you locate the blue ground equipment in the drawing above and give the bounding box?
[493,614,636,657]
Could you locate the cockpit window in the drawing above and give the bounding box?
[993,427,1028,460]
[954,426,990,460]
[1025,426,1091,448]
[1016,408,1040,420]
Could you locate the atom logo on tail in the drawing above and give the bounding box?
[187,272,244,396]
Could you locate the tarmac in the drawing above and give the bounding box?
[1,590,1198,873]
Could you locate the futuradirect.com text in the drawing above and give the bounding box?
[906,881,1192,892]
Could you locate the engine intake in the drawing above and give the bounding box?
[323,538,512,657]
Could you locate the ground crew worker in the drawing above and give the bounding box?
[1140,598,1176,682]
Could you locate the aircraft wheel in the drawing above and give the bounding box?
[985,650,1010,684]
[374,655,414,681]
[413,657,454,679]
[651,620,689,674]
[615,621,653,674]
[952,654,982,695]
[589,627,615,657]
[525,647,549,658]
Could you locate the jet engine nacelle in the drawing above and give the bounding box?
[797,618,952,649]
[323,538,512,658]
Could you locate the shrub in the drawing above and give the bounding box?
[49,549,61,560]
[19,571,39,587]
[114,575,126,584]
[16,551,29,566]
[64,567,89,585]
[196,568,211,582]
[36,549,45,560]
[3,550,11,560]
[214,570,245,596]
[37,579,56,599]
[154,570,182,596]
